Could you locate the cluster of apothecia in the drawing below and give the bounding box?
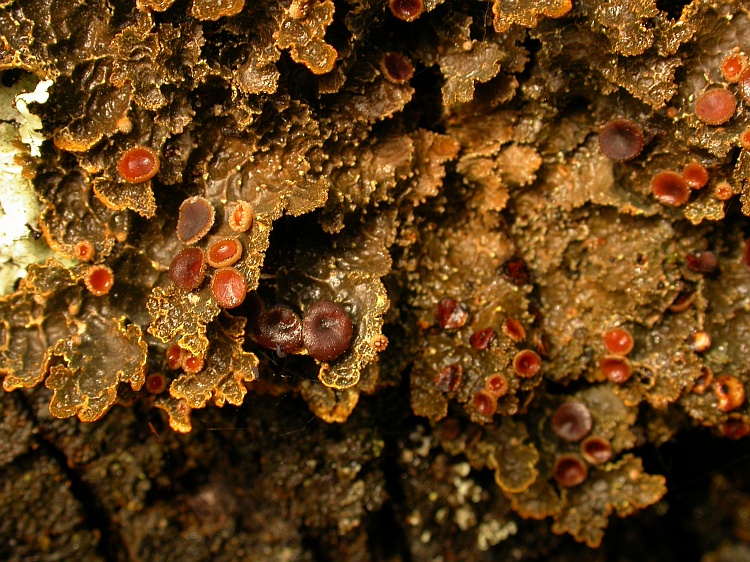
[598,51,750,208]
[599,327,635,384]
[165,341,205,375]
[549,400,613,488]
[670,246,746,415]
[668,248,719,315]
[161,189,355,371]
[158,189,253,372]
[169,196,251,308]
[598,118,713,207]
[429,283,544,420]
[249,298,355,363]
[599,323,744,416]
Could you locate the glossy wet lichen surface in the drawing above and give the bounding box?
[3,0,750,560]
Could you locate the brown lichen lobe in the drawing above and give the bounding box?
[0,261,78,392]
[147,284,220,359]
[47,315,148,422]
[274,0,338,75]
[0,260,147,423]
[169,315,258,409]
[551,455,666,547]
[191,0,245,20]
[93,178,157,218]
[492,0,572,33]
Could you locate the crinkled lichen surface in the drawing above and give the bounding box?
[3,0,750,559]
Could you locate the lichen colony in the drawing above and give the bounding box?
[2,0,750,559]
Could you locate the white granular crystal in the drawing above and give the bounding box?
[477,519,518,551]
